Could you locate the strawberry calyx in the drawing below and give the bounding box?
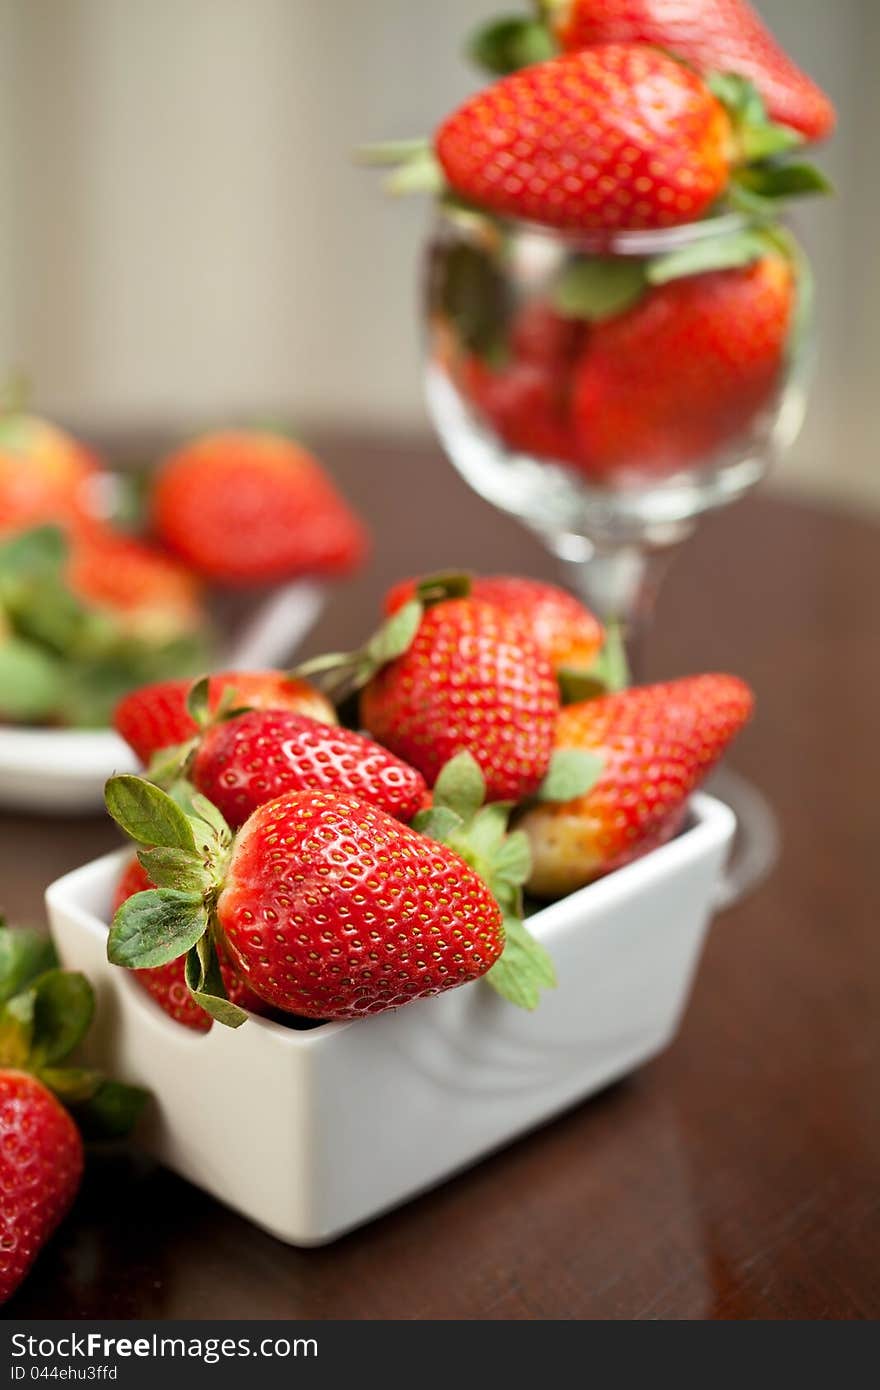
[104,775,247,1028]
[413,753,555,1010]
[468,14,557,76]
[0,919,147,1138]
[144,674,254,788]
[292,574,470,706]
[356,139,446,196]
[557,620,630,703]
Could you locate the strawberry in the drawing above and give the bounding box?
[112,857,265,1031]
[519,673,753,897]
[0,922,146,1304]
[191,708,428,829]
[0,412,100,536]
[543,0,835,142]
[360,597,560,802]
[114,669,335,765]
[67,526,204,641]
[461,355,581,465]
[435,44,731,231]
[571,254,795,480]
[384,573,603,676]
[105,782,506,1023]
[0,1073,83,1305]
[151,430,368,586]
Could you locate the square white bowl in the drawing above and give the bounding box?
[46,792,735,1246]
[0,580,325,813]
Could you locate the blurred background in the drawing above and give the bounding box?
[0,0,875,508]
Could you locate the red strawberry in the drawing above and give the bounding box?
[461,355,581,464]
[0,1072,83,1305]
[114,669,336,764]
[0,413,100,535]
[360,597,560,802]
[571,254,794,481]
[151,430,368,586]
[112,856,264,1032]
[68,526,204,640]
[519,673,753,896]
[385,574,603,675]
[435,44,731,231]
[545,0,835,142]
[215,791,504,1019]
[191,709,428,829]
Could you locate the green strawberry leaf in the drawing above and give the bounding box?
[433,751,486,823]
[733,161,832,199]
[412,805,465,841]
[38,1065,103,1105]
[707,71,802,162]
[414,572,473,606]
[137,846,208,894]
[461,802,511,862]
[108,889,209,969]
[0,636,64,722]
[557,669,608,703]
[0,924,57,1003]
[105,774,198,852]
[145,737,199,788]
[558,620,630,701]
[0,524,68,579]
[492,829,532,889]
[486,914,556,1011]
[184,936,248,1029]
[647,227,772,286]
[468,15,556,75]
[185,674,211,727]
[189,792,232,841]
[553,257,647,321]
[71,1078,149,1141]
[0,990,35,1067]
[537,748,604,803]
[434,240,511,360]
[30,969,95,1067]
[292,600,424,704]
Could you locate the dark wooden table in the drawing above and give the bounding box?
[3,439,879,1320]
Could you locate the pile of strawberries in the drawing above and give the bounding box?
[0,417,365,727]
[105,572,753,1029]
[375,0,834,484]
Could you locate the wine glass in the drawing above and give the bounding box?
[423,199,811,902]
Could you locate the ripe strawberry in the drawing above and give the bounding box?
[360,598,560,801]
[544,0,835,142]
[435,44,731,231]
[114,669,335,764]
[0,922,146,1305]
[112,857,264,1031]
[519,673,753,896]
[217,792,504,1018]
[107,785,505,1022]
[0,412,100,535]
[68,526,204,641]
[192,708,428,829]
[385,574,603,675]
[152,430,368,586]
[461,355,581,464]
[571,254,794,480]
[0,1072,83,1305]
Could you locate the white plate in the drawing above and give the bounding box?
[0,580,326,813]
[47,792,735,1245]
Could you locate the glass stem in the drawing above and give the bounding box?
[552,533,688,680]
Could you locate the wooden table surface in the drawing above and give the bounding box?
[3,438,879,1321]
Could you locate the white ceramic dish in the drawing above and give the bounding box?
[0,580,326,813]
[47,792,735,1246]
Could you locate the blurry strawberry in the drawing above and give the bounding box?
[192,709,427,829]
[385,573,603,675]
[360,597,559,801]
[0,1073,83,1305]
[571,254,795,481]
[152,430,368,586]
[114,669,335,764]
[543,0,835,141]
[68,526,204,641]
[112,856,264,1031]
[107,785,505,1022]
[0,413,100,535]
[519,673,753,896]
[509,300,585,366]
[462,356,580,463]
[435,44,731,231]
